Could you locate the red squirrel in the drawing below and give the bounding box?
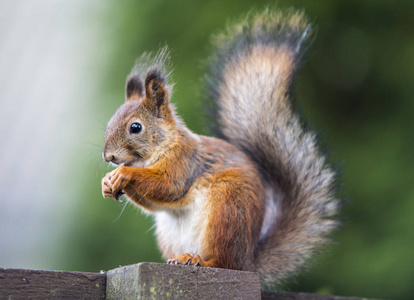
[102,9,338,285]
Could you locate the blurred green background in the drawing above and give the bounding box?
[72,1,414,299]
[2,1,414,299]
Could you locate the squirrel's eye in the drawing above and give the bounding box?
[130,122,142,134]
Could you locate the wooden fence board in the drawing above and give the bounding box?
[0,268,106,300]
[0,263,375,300]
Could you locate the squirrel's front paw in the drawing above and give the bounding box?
[102,166,131,202]
[102,172,118,201]
[109,166,132,200]
[102,172,113,199]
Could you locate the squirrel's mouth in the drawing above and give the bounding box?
[123,156,142,167]
[110,160,135,167]
[116,152,143,167]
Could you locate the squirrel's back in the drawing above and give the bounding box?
[205,8,339,285]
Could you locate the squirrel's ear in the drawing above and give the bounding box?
[125,74,144,101]
[144,69,170,118]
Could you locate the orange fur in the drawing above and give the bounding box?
[102,111,267,269]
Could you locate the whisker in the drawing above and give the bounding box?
[112,199,130,223]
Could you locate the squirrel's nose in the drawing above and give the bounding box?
[102,151,115,163]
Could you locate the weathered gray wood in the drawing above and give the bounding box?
[0,264,374,300]
[0,268,106,300]
[106,262,261,300]
[261,290,373,300]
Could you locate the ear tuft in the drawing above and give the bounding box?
[145,69,164,92]
[127,46,173,117]
[144,69,168,117]
[125,74,144,101]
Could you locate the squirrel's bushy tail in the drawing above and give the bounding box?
[205,9,339,285]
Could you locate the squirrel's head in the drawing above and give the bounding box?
[103,49,177,168]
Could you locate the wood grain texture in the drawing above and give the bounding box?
[0,268,106,300]
[106,262,261,300]
[0,264,374,300]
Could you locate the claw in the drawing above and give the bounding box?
[167,259,179,265]
[167,253,203,266]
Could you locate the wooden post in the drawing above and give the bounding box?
[106,262,261,300]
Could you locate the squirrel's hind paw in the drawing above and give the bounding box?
[167,253,218,268]
[167,253,204,266]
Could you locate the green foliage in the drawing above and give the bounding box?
[64,1,414,299]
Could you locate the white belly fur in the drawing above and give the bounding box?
[154,188,210,258]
